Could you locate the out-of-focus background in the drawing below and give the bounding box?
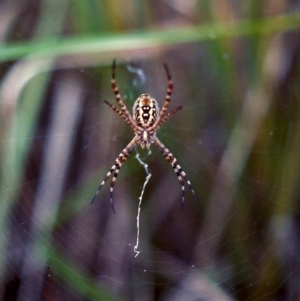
[1,1,300,300]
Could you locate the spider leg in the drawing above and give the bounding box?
[91,136,138,213]
[154,137,196,209]
[104,100,138,130]
[111,59,135,125]
[152,63,173,130]
[159,105,182,126]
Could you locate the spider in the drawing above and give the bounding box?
[91,59,196,213]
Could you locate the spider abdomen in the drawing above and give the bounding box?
[133,94,159,128]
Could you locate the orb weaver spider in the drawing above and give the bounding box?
[91,60,196,213]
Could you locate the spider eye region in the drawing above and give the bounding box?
[133,94,159,127]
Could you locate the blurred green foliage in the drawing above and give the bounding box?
[1,1,300,300]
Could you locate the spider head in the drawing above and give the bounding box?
[133,94,159,128]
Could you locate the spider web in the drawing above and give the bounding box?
[2,38,300,301]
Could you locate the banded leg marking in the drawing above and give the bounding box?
[111,59,135,125]
[152,63,174,129]
[104,100,138,131]
[91,137,138,213]
[154,137,196,208]
[159,105,182,126]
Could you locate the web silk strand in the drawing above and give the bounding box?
[134,149,152,257]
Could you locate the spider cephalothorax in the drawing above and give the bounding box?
[91,59,196,213]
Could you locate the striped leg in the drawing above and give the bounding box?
[159,105,182,126]
[154,137,196,209]
[91,137,138,213]
[111,59,135,125]
[152,63,174,129]
[104,100,138,131]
